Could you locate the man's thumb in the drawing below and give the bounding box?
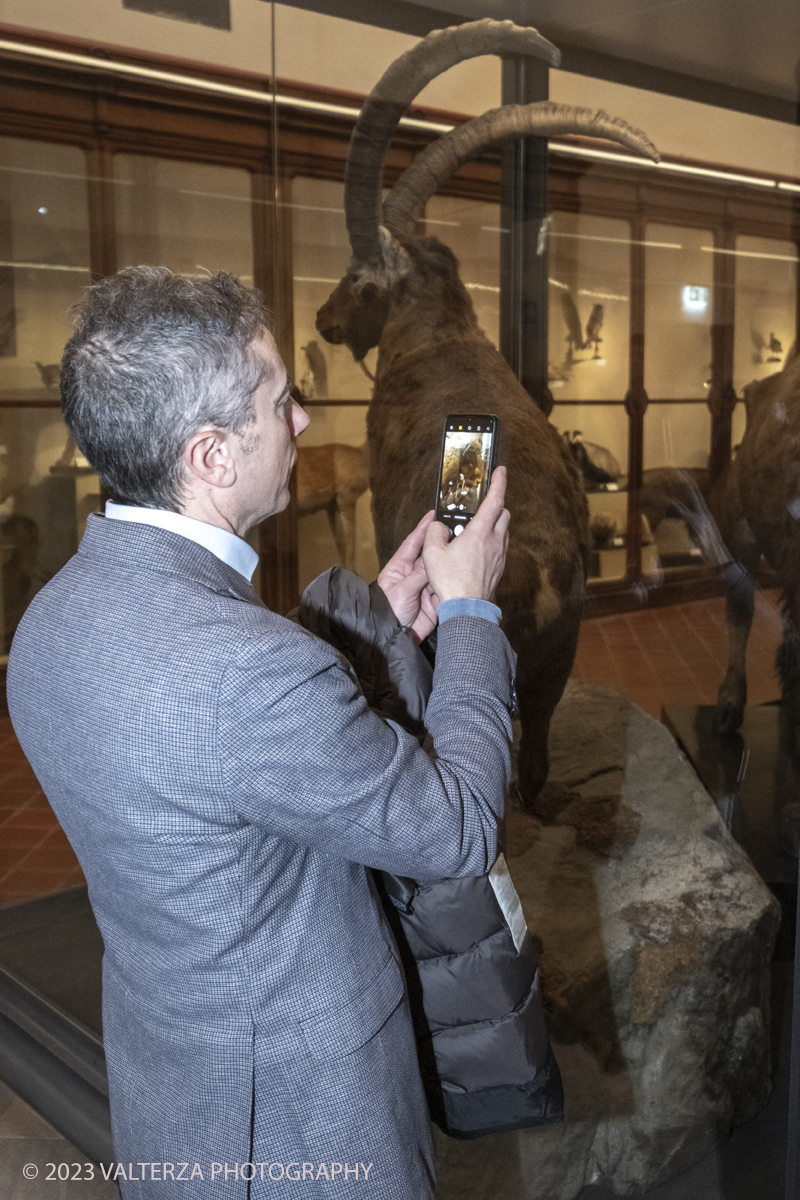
[424,521,452,551]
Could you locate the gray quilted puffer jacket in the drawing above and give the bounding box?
[297,567,563,1140]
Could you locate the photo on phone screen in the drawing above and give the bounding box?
[435,415,499,534]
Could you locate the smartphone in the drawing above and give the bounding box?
[434,414,500,536]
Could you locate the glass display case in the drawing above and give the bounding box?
[2,27,797,634]
[1,5,800,1192]
[0,7,797,806]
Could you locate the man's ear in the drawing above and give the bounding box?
[183,426,237,490]
[378,226,411,282]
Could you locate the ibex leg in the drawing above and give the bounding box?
[713,546,760,734]
[331,503,358,571]
[511,611,581,807]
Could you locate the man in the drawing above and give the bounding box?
[7,267,515,1198]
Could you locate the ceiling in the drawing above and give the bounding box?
[280,0,800,123]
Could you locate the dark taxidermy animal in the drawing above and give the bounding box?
[640,352,800,761]
[315,17,659,803]
[564,431,620,487]
[704,352,800,742]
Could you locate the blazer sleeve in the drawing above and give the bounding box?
[217,611,516,882]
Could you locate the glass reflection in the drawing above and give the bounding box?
[292,177,374,402]
[733,234,797,397]
[296,404,377,592]
[425,195,501,350]
[644,224,713,399]
[547,212,630,402]
[550,403,628,581]
[642,223,715,574]
[0,138,91,396]
[114,154,254,280]
[642,403,711,573]
[0,138,98,653]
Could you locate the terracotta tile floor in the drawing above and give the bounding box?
[0,590,787,908]
[571,589,784,718]
[0,718,85,908]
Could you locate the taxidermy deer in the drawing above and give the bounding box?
[316,18,659,803]
[296,441,370,570]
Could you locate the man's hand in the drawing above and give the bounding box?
[377,510,438,643]
[422,466,510,604]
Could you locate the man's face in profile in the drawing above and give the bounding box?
[233,331,309,529]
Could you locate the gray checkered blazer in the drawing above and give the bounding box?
[7,515,516,1198]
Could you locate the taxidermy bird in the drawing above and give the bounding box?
[561,292,585,353]
[585,303,604,357]
[750,328,765,365]
[561,293,604,356]
[35,361,60,390]
[52,433,91,472]
[298,340,329,400]
[548,361,571,386]
[767,333,783,363]
[0,310,14,356]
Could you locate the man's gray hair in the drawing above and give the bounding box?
[60,266,269,510]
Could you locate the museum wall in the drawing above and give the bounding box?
[0,0,500,116]
[4,0,800,175]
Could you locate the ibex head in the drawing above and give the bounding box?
[316,18,659,364]
[315,229,410,361]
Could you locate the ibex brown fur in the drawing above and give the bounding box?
[316,19,659,802]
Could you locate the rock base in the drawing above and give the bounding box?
[437,681,780,1199]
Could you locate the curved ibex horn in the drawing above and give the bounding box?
[345,19,560,265]
[382,102,660,238]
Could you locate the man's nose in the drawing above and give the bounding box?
[292,398,311,437]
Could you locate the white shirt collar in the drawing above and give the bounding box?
[104,501,259,582]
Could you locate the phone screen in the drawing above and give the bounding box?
[435,416,498,534]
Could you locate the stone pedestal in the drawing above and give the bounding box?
[436,681,780,1199]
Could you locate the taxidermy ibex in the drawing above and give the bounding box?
[316,18,659,803]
